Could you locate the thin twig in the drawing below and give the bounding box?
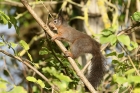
[125,0,131,25]
[20,0,96,92]
[117,22,140,36]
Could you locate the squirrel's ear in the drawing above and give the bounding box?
[58,16,63,22]
[57,11,64,23]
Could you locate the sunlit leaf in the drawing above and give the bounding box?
[37,79,45,88]
[0,82,6,89]
[0,42,5,46]
[131,41,138,49]
[53,80,67,91]
[9,86,27,93]
[129,76,140,83]
[133,88,140,93]
[1,15,8,24]
[54,73,72,83]
[109,35,117,45]
[10,42,17,48]
[124,69,135,75]
[117,35,130,46]
[100,34,117,45]
[114,75,127,84]
[19,40,29,51]
[26,76,37,82]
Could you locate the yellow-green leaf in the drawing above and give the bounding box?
[0,42,5,46]
[19,40,29,51]
[124,69,135,75]
[26,76,37,82]
[10,42,17,48]
[117,35,130,46]
[37,79,45,88]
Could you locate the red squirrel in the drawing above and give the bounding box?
[49,15,105,89]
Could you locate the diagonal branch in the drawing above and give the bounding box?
[0,49,59,92]
[20,0,96,92]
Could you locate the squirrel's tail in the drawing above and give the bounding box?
[87,50,105,89]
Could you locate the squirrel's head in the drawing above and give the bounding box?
[49,15,64,30]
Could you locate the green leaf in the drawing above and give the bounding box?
[0,11,10,25]
[101,27,116,36]
[39,50,48,55]
[101,30,112,36]
[0,42,5,46]
[127,41,138,51]
[0,82,6,89]
[10,42,17,48]
[117,35,130,46]
[43,67,72,83]
[106,51,117,56]
[9,86,27,93]
[108,35,117,45]
[43,67,57,75]
[118,53,124,58]
[131,12,140,21]
[100,36,110,44]
[100,34,116,44]
[9,16,19,34]
[118,77,127,84]
[26,76,37,82]
[53,80,67,91]
[129,76,140,83]
[133,88,140,93]
[124,69,135,75]
[1,15,8,24]
[0,11,10,20]
[37,79,45,88]
[127,45,134,51]
[113,74,127,84]
[19,40,29,51]
[112,60,120,64]
[131,41,138,49]
[54,73,72,83]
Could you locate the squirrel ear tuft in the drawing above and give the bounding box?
[57,11,64,23]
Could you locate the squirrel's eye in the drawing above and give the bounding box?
[54,20,57,24]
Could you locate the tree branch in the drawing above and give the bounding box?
[0,49,59,92]
[20,0,96,92]
[1,0,62,7]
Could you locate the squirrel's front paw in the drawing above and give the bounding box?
[51,37,56,41]
[64,51,73,58]
[51,35,57,41]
